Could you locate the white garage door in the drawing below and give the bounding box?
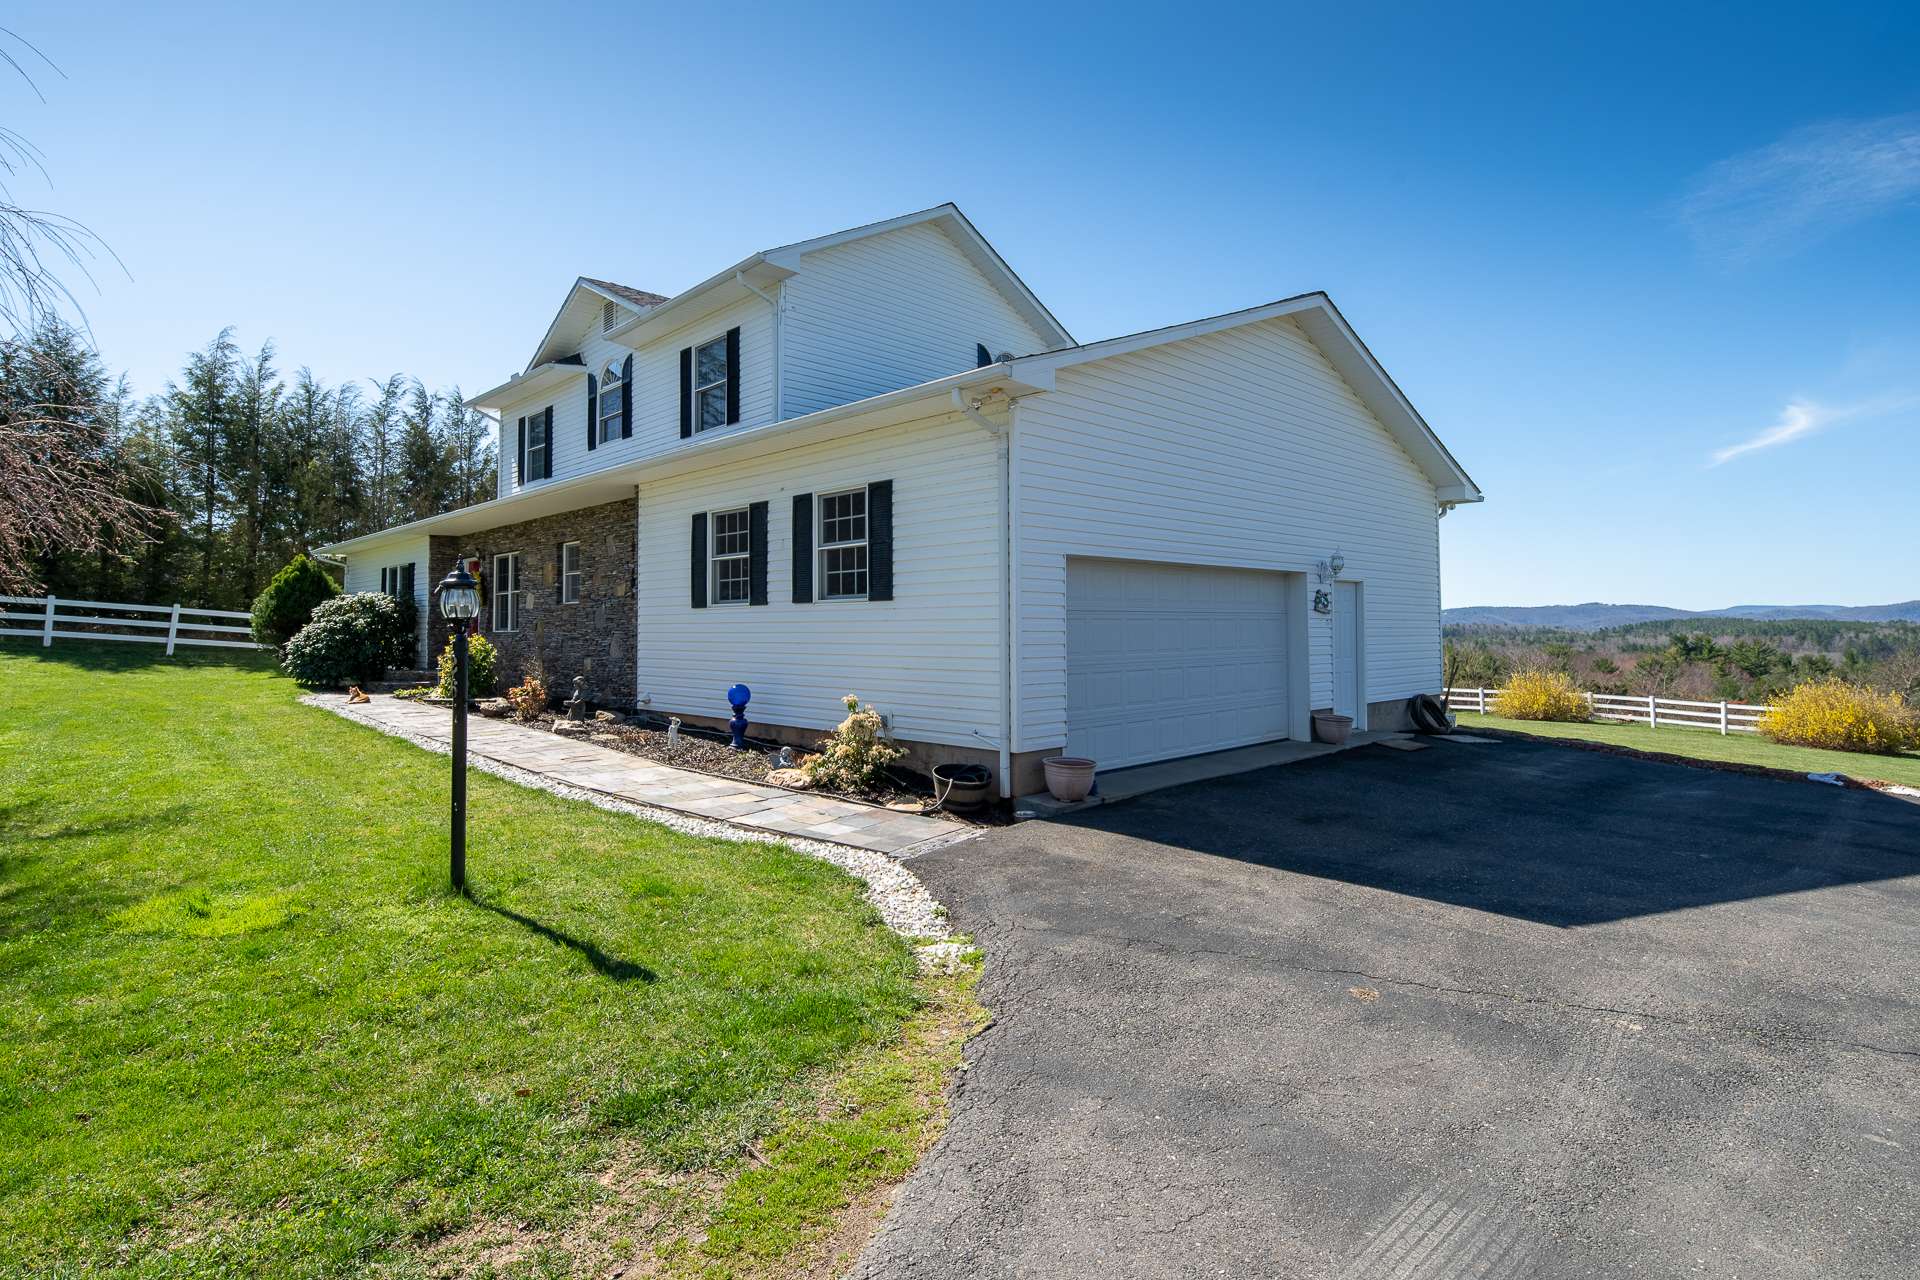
[1066,559,1291,770]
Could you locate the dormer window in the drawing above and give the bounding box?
[598,359,625,444]
[694,334,730,432]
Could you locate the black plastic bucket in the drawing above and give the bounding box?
[931,762,992,812]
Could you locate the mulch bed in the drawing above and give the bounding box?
[475,707,1010,824]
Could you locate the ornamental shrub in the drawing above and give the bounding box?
[803,694,905,794]
[250,554,339,647]
[1758,679,1917,755]
[433,632,499,698]
[1493,669,1590,722]
[504,664,549,721]
[283,592,410,687]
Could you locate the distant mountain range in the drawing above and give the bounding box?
[1442,601,1920,629]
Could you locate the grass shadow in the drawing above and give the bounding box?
[0,638,280,676]
[469,895,657,983]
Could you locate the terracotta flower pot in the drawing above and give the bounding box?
[1043,755,1097,803]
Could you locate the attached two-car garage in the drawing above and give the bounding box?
[1064,559,1300,770]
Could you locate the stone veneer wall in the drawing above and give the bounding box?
[428,497,638,708]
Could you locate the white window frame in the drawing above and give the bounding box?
[709,506,752,606]
[693,334,728,434]
[597,361,624,444]
[561,541,582,604]
[491,552,521,632]
[817,486,870,602]
[524,410,549,483]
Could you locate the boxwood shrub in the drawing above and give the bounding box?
[283,593,411,687]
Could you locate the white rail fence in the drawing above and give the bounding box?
[1444,686,1772,735]
[0,594,265,653]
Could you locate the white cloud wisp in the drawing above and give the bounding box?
[1679,113,1920,263]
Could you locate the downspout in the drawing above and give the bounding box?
[954,387,1015,798]
[737,272,782,420]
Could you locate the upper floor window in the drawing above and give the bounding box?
[518,408,551,484]
[491,552,521,632]
[694,335,729,432]
[819,488,869,600]
[561,541,582,603]
[710,507,751,604]
[598,361,625,444]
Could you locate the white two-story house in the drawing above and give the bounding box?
[321,204,1481,796]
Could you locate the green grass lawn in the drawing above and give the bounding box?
[0,642,976,1278]
[1457,711,1920,787]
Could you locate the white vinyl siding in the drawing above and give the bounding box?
[781,221,1053,418]
[342,534,430,667]
[1013,315,1442,752]
[497,292,773,497]
[636,412,998,747]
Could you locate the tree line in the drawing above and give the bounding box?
[1444,619,1920,704]
[2,317,494,609]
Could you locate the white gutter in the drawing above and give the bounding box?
[952,387,1014,796]
[737,270,783,420]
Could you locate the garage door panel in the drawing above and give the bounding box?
[1066,559,1291,770]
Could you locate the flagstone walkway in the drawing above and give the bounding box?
[310,693,971,858]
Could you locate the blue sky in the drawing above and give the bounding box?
[8,2,1918,608]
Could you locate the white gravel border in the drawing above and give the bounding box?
[303,694,956,943]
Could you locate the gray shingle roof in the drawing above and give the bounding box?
[582,278,669,308]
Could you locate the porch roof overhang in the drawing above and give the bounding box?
[318,361,1044,556]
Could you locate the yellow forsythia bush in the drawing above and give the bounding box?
[1758,679,1918,755]
[1493,669,1590,722]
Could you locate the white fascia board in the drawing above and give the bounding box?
[1005,293,1483,502]
[600,256,793,350]
[466,360,589,412]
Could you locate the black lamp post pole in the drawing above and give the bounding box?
[451,622,469,893]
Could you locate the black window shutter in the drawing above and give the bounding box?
[555,543,564,602]
[516,417,526,484]
[868,480,893,601]
[620,354,634,438]
[748,500,768,606]
[679,347,693,438]
[586,373,597,452]
[401,562,414,599]
[725,326,741,425]
[689,512,707,608]
[791,493,813,604]
[976,342,993,368]
[542,407,555,478]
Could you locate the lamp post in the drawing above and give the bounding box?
[437,558,481,892]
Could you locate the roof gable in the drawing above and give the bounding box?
[1007,294,1481,503]
[525,277,668,372]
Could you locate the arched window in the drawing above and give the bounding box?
[598,359,625,443]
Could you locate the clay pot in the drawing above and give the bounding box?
[1311,712,1354,745]
[1043,755,1097,803]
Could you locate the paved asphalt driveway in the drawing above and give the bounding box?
[856,736,1920,1278]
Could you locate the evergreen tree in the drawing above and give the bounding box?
[166,329,239,603]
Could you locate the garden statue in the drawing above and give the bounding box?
[727,683,751,750]
[566,675,588,721]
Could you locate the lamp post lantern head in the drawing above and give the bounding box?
[438,558,480,620]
